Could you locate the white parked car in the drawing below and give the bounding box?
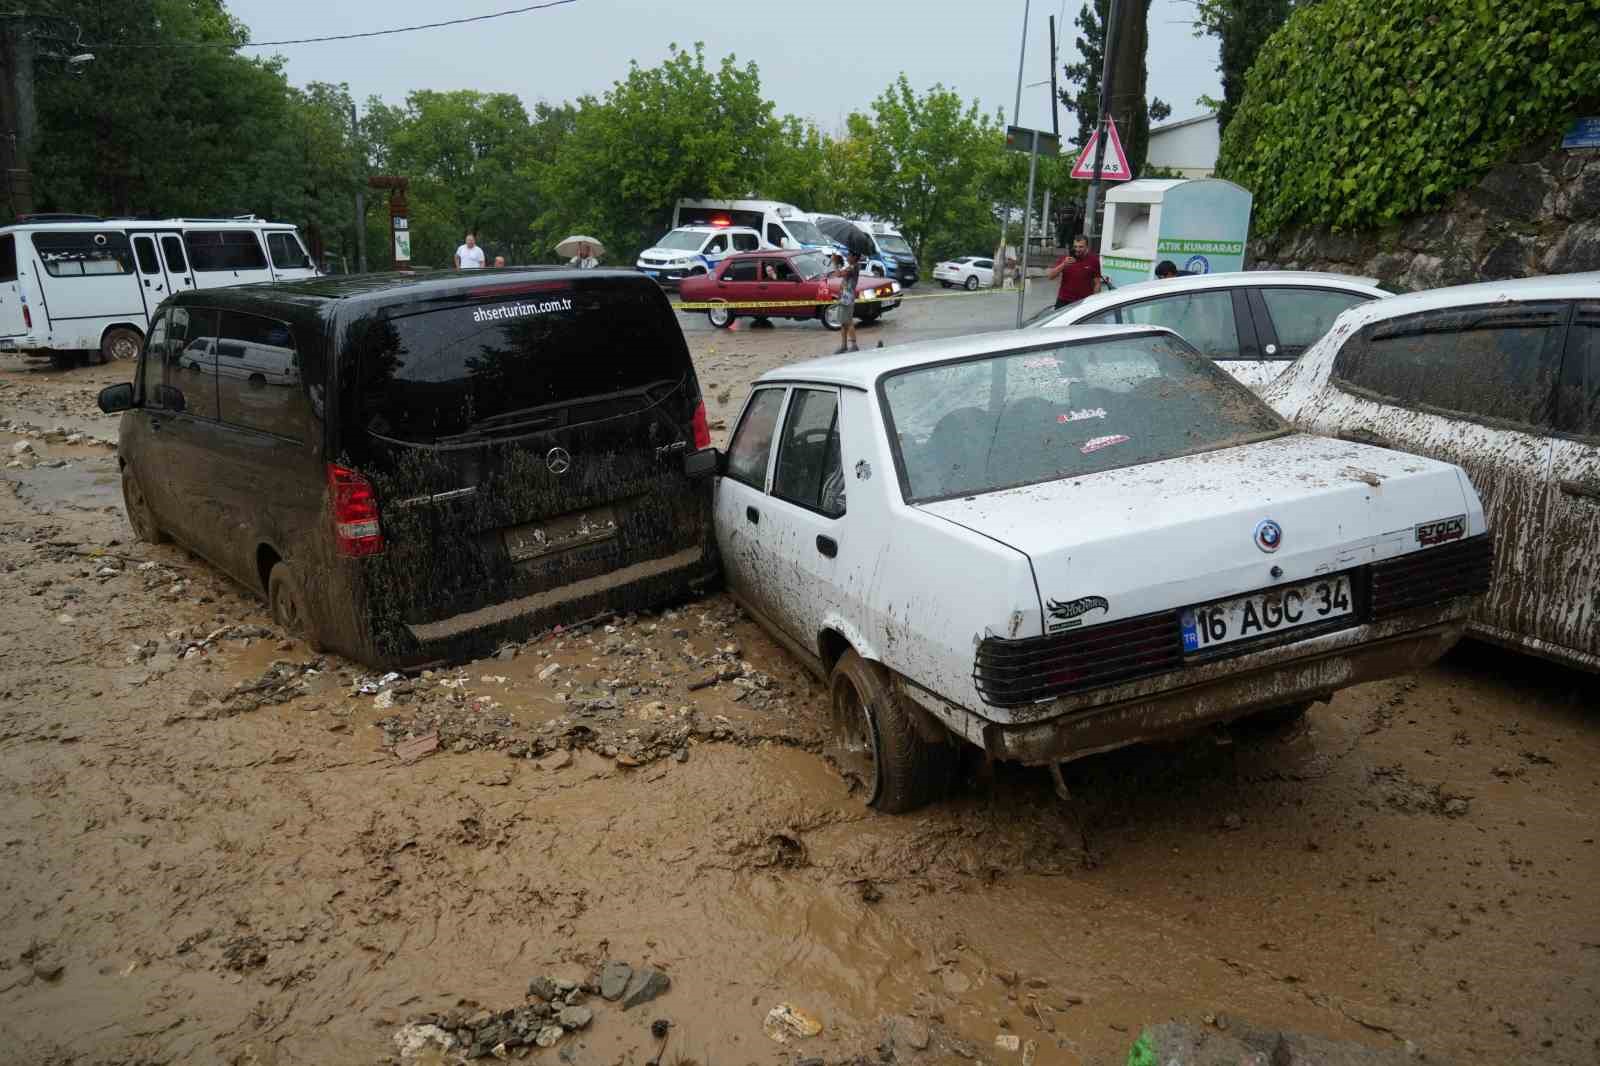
[688,326,1490,811]
[1264,272,1600,673]
[1028,271,1388,390]
[933,256,994,291]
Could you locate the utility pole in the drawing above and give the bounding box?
[350,101,367,274]
[1041,13,1060,250]
[997,0,1030,289]
[0,16,37,217]
[1084,0,1122,240]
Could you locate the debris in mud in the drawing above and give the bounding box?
[538,749,573,771]
[599,959,632,1000]
[394,1022,457,1063]
[220,935,267,971]
[763,1003,823,1043]
[994,1033,1021,1052]
[395,733,440,764]
[1128,1019,1423,1064]
[883,1015,932,1052]
[620,966,671,1010]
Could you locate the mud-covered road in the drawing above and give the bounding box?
[1,289,1597,1066]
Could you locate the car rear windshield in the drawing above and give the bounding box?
[880,333,1287,503]
[353,282,691,445]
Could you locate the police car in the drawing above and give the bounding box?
[634,225,763,289]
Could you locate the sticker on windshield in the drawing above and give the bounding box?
[1080,434,1130,454]
[1057,407,1106,424]
[1047,595,1110,632]
[472,297,574,323]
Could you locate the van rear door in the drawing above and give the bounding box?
[345,276,712,658]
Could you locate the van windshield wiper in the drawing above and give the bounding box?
[431,378,684,445]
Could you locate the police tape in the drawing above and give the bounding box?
[673,285,1021,312]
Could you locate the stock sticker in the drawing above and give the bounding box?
[1057,407,1107,424]
[1080,434,1130,454]
[1415,514,1466,546]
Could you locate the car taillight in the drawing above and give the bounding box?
[327,463,384,557]
[691,400,711,450]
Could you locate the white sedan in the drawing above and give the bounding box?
[1264,272,1600,673]
[1029,270,1388,390]
[933,256,994,290]
[687,326,1491,811]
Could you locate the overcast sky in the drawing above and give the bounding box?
[224,0,1220,134]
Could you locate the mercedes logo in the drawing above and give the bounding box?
[545,447,572,475]
[1254,518,1283,554]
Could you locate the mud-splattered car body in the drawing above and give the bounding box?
[1263,272,1600,673]
[97,269,719,667]
[691,326,1490,807]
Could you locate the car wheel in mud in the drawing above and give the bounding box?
[268,563,318,647]
[121,465,167,544]
[828,650,952,814]
[100,326,142,364]
[707,304,733,329]
[1241,700,1313,730]
[820,304,845,331]
[964,274,980,291]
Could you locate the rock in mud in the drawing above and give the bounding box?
[220,935,267,971]
[535,1024,564,1048]
[538,750,572,772]
[884,1014,931,1051]
[393,1022,456,1063]
[599,960,632,1000]
[1130,1021,1423,1065]
[994,1033,1021,1052]
[621,966,671,1010]
[557,1005,593,1030]
[528,975,558,1001]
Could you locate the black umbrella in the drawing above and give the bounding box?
[812,214,876,257]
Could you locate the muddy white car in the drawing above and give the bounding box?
[686,326,1492,811]
[1263,272,1600,672]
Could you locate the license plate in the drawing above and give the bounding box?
[1181,574,1354,653]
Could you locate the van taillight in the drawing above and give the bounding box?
[691,399,711,450]
[327,463,384,557]
[22,305,30,329]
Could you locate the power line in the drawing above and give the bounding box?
[87,0,578,50]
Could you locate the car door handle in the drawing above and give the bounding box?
[816,534,837,558]
[1560,479,1600,502]
[745,506,759,524]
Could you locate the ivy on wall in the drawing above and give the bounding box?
[1218,0,1600,233]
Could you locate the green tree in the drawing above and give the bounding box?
[531,43,781,263]
[1193,0,1295,134]
[1058,0,1171,172]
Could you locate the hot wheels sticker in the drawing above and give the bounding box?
[1056,407,1107,424]
[1046,595,1110,633]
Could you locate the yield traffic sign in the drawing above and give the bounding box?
[1070,116,1132,181]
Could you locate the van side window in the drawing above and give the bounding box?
[766,224,788,248]
[185,230,269,272]
[31,231,134,277]
[266,232,311,270]
[161,235,187,274]
[1555,303,1600,438]
[215,310,308,441]
[1334,302,1567,429]
[171,307,220,419]
[704,234,727,255]
[0,234,16,283]
[132,236,160,275]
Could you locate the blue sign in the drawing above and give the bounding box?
[1185,254,1211,274]
[1563,117,1600,150]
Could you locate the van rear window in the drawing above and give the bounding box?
[353,283,692,445]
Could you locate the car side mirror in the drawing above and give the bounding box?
[683,447,723,480]
[97,382,135,414]
[155,384,185,412]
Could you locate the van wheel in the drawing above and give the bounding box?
[121,465,167,544]
[268,563,321,648]
[828,650,952,813]
[100,326,142,364]
[820,304,845,331]
[964,274,980,291]
[707,304,733,328]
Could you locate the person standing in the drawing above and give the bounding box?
[832,252,862,354]
[455,233,486,270]
[568,242,599,269]
[1045,234,1101,309]
[493,255,507,268]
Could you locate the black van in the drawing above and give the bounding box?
[98,269,719,666]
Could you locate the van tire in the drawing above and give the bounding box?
[121,465,167,544]
[267,562,321,649]
[828,650,953,814]
[707,304,733,328]
[99,326,143,364]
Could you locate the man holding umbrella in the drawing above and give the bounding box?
[558,235,603,269]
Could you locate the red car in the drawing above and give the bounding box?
[677,248,902,331]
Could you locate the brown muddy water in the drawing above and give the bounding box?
[1,327,1597,1065]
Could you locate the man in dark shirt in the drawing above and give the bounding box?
[1045,234,1102,309]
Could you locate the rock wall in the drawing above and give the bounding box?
[1247,133,1600,291]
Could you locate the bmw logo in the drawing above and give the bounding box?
[1254,519,1283,554]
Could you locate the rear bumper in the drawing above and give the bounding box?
[907,602,1470,766]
